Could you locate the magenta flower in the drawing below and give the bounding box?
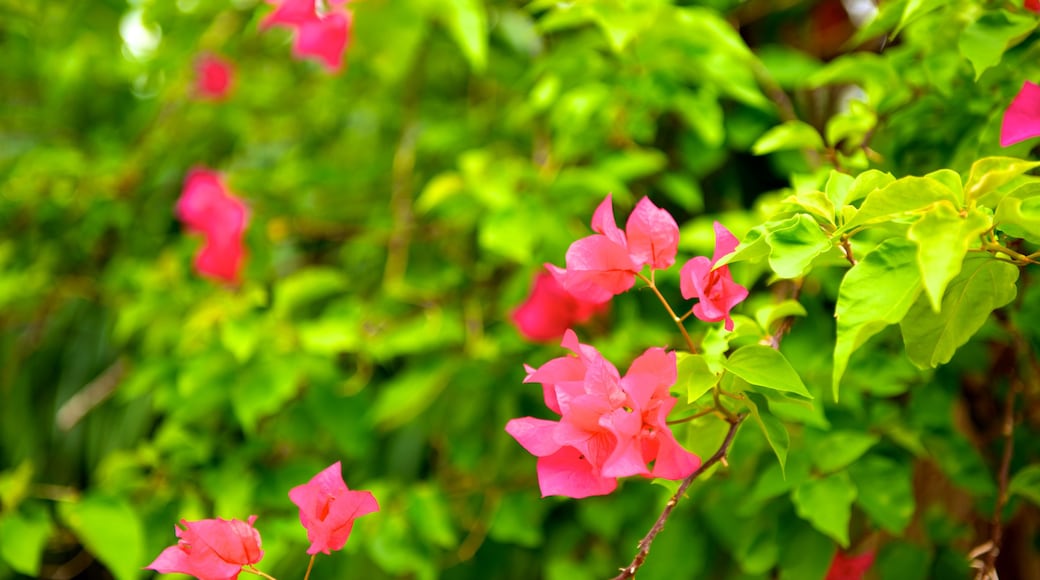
[1027,0,1040,13]
[146,516,263,580]
[679,222,748,331]
[825,550,875,580]
[511,272,610,342]
[1001,81,1040,147]
[548,195,679,304]
[505,330,700,498]
[288,461,379,555]
[193,53,234,100]
[260,0,353,73]
[176,168,249,283]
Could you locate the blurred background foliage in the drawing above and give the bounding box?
[1,0,1039,578]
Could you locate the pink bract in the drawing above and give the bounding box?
[146,516,263,580]
[505,330,700,498]
[824,550,875,580]
[549,194,679,304]
[511,271,609,342]
[679,221,748,331]
[261,0,353,73]
[193,53,234,100]
[1001,80,1040,147]
[1027,0,1040,13]
[288,461,379,555]
[177,168,249,283]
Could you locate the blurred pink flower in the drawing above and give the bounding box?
[548,194,679,304]
[1026,0,1040,13]
[193,53,234,100]
[505,330,700,498]
[679,222,748,331]
[176,168,249,283]
[825,550,875,580]
[260,0,353,73]
[288,461,379,555]
[146,516,263,580]
[1001,80,1040,147]
[511,272,609,342]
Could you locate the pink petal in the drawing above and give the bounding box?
[292,10,351,72]
[678,256,712,301]
[621,348,676,410]
[505,417,563,457]
[625,197,679,269]
[1001,81,1040,147]
[1027,0,1040,14]
[589,194,627,247]
[511,272,608,342]
[825,550,875,580]
[598,408,648,478]
[556,236,639,302]
[181,517,264,566]
[710,221,740,263]
[260,0,317,30]
[193,54,234,100]
[536,447,617,498]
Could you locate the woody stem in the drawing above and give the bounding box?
[636,273,697,354]
[243,566,277,580]
[303,554,317,580]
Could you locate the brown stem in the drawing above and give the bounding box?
[636,273,697,353]
[839,236,857,266]
[979,378,1018,579]
[610,415,744,580]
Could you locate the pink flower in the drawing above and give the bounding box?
[1001,81,1040,147]
[825,550,875,580]
[176,168,249,283]
[193,53,234,100]
[146,516,263,580]
[511,272,610,342]
[288,461,379,555]
[1027,0,1040,13]
[260,0,353,73]
[505,330,700,498]
[548,195,679,304]
[679,222,748,331]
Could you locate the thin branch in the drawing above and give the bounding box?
[839,235,857,266]
[610,415,744,580]
[636,272,697,353]
[56,358,126,431]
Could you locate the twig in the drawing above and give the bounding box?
[610,415,744,580]
[636,273,697,354]
[56,358,126,431]
[839,235,857,266]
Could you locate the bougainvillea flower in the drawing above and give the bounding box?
[176,168,249,283]
[505,330,700,498]
[288,461,379,555]
[146,516,263,580]
[193,53,234,100]
[824,550,875,580]
[548,194,679,304]
[1001,81,1040,147]
[292,9,351,72]
[511,271,610,342]
[1027,0,1040,14]
[679,222,748,331]
[260,0,317,30]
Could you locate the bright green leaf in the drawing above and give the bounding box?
[849,456,916,534]
[995,184,1040,244]
[724,345,812,398]
[1008,464,1040,507]
[273,268,349,317]
[755,299,808,334]
[714,226,769,267]
[58,495,143,580]
[676,352,722,403]
[840,169,896,208]
[843,176,959,231]
[958,12,1037,80]
[907,202,992,312]
[407,485,458,549]
[792,472,857,547]
[833,238,922,397]
[764,214,833,278]
[751,121,825,155]
[783,190,835,225]
[440,0,488,71]
[0,504,52,577]
[897,0,945,34]
[807,430,880,473]
[964,157,1040,206]
[744,392,790,474]
[0,461,33,512]
[900,255,1019,368]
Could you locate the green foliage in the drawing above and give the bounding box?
[2,0,1040,578]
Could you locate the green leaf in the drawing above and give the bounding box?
[0,460,33,511]
[755,299,808,334]
[843,176,959,231]
[806,430,880,473]
[676,352,722,403]
[764,214,833,278]
[849,456,915,534]
[783,190,835,225]
[792,472,857,547]
[231,356,302,434]
[907,202,992,312]
[897,0,945,34]
[488,492,546,548]
[744,392,790,474]
[958,12,1037,80]
[439,0,488,71]
[370,361,455,429]
[0,503,52,577]
[964,156,1040,206]
[995,184,1040,244]
[1008,464,1040,507]
[714,225,770,267]
[832,238,922,396]
[751,121,824,155]
[724,345,812,398]
[273,268,349,317]
[840,169,895,209]
[407,485,458,549]
[58,495,144,580]
[900,255,1019,368]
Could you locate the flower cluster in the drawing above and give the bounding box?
[261,0,354,73]
[506,330,700,498]
[176,168,249,283]
[147,462,378,579]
